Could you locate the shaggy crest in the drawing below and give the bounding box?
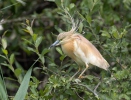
[61,4,81,33]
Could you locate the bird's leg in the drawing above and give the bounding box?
[78,64,89,79]
[69,67,81,81]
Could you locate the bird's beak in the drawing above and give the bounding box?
[49,40,60,49]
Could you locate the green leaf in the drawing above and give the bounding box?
[1,63,14,72]
[0,68,8,100]
[27,47,35,52]
[26,19,30,25]
[87,0,94,11]
[0,54,7,60]
[26,26,33,36]
[77,12,86,21]
[16,0,26,6]
[56,47,63,55]
[22,38,33,45]
[33,67,42,71]
[112,31,119,39]
[111,26,119,39]
[54,0,61,7]
[60,55,66,61]
[114,70,128,80]
[61,64,71,70]
[2,30,8,38]
[49,63,57,67]
[101,30,111,38]
[78,22,83,33]
[39,54,45,65]
[1,38,7,49]
[14,66,33,100]
[22,29,30,34]
[31,76,39,84]
[41,48,49,55]
[15,61,23,69]
[120,29,127,38]
[119,94,130,100]
[14,67,23,83]
[10,53,15,65]
[35,36,43,48]
[69,3,75,9]
[14,68,22,79]
[55,0,70,7]
[32,34,38,42]
[86,15,92,25]
[2,49,8,55]
[86,75,94,81]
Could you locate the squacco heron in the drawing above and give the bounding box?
[49,27,110,79]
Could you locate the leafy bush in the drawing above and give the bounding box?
[0,0,131,100]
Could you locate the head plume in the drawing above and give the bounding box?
[61,3,80,33]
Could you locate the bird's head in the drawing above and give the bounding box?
[49,29,75,49]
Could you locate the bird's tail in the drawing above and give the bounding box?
[99,59,110,71]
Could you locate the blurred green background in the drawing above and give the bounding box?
[0,0,131,100]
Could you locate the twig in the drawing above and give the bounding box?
[73,82,99,97]
[0,16,48,25]
[61,1,77,31]
[93,81,101,94]
[74,90,84,100]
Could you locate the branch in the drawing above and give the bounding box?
[74,90,84,100]
[0,16,48,25]
[73,82,99,98]
[61,1,76,31]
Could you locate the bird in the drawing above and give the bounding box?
[49,27,110,79]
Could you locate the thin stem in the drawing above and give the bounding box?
[61,1,76,31]
[74,90,84,100]
[73,82,99,97]
[6,55,14,72]
[0,66,8,100]
[93,81,101,93]
[0,3,19,11]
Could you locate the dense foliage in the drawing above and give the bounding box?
[0,0,131,100]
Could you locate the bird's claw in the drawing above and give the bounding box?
[74,78,81,83]
[78,75,86,79]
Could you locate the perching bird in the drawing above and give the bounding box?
[49,27,110,79]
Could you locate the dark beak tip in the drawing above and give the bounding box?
[49,40,60,49]
[48,45,52,49]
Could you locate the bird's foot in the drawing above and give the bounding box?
[78,75,87,79]
[74,78,81,83]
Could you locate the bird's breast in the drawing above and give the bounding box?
[61,40,85,66]
[61,40,75,59]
